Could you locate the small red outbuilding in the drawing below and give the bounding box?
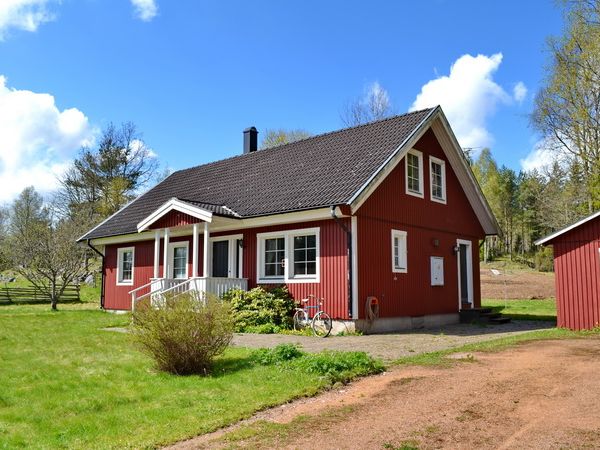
[536,211,600,330]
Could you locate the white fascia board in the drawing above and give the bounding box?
[136,198,213,232]
[430,114,499,236]
[535,211,600,246]
[90,207,345,247]
[349,107,438,213]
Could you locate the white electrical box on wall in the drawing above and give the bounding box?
[431,256,444,286]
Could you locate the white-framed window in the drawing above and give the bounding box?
[391,229,407,273]
[430,156,447,204]
[405,149,424,198]
[117,247,134,285]
[168,241,189,279]
[257,227,320,283]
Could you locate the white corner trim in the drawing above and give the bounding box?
[535,210,600,246]
[137,198,213,232]
[351,216,359,320]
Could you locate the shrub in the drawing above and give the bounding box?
[251,343,304,365]
[131,292,234,375]
[222,286,296,332]
[293,351,385,383]
[535,247,554,272]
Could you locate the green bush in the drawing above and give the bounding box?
[132,292,234,375]
[222,286,296,332]
[251,345,384,384]
[535,247,554,272]
[293,351,385,383]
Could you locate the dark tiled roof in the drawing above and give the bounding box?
[81,108,434,240]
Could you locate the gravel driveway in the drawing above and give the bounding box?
[231,320,554,361]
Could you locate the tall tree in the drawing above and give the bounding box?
[259,129,312,150]
[340,82,394,126]
[532,0,600,211]
[56,122,157,221]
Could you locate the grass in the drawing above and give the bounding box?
[394,327,599,367]
[482,298,557,321]
[0,303,381,449]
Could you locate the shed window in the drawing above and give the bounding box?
[391,230,407,273]
[117,247,134,285]
[405,150,424,197]
[430,156,446,203]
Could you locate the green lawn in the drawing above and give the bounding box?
[0,304,373,449]
[482,298,557,321]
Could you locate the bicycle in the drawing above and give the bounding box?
[293,294,333,337]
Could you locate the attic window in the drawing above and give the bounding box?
[430,156,446,204]
[405,150,424,198]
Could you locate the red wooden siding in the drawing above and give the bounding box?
[149,210,203,229]
[240,219,350,320]
[551,217,600,330]
[103,219,350,318]
[355,128,484,319]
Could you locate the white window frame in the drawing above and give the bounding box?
[117,246,135,286]
[256,227,320,284]
[429,156,447,204]
[405,149,424,198]
[391,229,407,273]
[168,241,189,279]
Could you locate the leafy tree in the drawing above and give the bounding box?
[340,82,394,126]
[260,129,312,150]
[532,0,600,211]
[56,122,157,222]
[4,188,88,310]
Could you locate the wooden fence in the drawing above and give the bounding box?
[0,284,80,304]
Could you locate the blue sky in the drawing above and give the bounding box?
[0,0,564,202]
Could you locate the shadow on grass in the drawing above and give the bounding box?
[210,354,257,377]
[487,305,556,323]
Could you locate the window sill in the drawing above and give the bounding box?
[116,281,134,286]
[406,190,424,199]
[431,196,447,204]
[392,268,407,274]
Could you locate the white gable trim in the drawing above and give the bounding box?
[535,211,600,246]
[349,107,499,236]
[137,198,213,232]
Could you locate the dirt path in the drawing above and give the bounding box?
[170,338,600,449]
[480,267,555,299]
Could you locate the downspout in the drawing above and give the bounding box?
[330,206,353,319]
[87,240,106,310]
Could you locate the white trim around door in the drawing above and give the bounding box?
[210,234,243,278]
[456,239,473,310]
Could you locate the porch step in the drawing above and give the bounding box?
[459,308,511,325]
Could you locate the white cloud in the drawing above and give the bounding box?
[0,75,95,203]
[513,81,527,103]
[520,137,561,172]
[410,53,524,150]
[0,0,57,40]
[130,0,157,22]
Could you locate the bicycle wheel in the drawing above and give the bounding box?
[293,309,308,331]
[312,311,332,337]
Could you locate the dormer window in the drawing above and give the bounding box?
[405,149,424,198]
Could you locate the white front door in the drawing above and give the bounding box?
[457,239,473,309]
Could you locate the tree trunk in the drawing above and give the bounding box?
[51,296,58,310]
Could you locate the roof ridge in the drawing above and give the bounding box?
[175,107,436,175]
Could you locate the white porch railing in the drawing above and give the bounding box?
[129,277,248,310]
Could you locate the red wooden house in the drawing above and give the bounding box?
[536,212,600,330]
[80,106,498,332]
